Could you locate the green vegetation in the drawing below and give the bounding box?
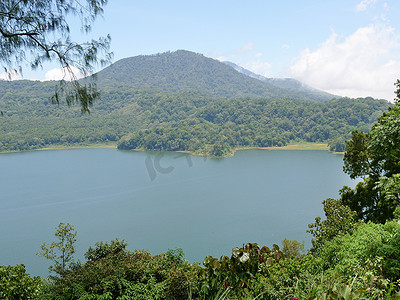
[5,223,400,299]
[0,78,390,156]
[340,99,400,223]
[37,223,77,276]
[0,50,391,156]
[97,50,334,102]
[0,0,112,112]
[0,265,43,299]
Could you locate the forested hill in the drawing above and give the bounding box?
[96,50,333,102]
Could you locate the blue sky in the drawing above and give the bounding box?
[4,0,400,101]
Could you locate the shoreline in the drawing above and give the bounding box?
[0,143,335,156]
[234,143,329,152]
[37,144,118,151]
[0,144,117,155]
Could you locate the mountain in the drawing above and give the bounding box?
[96,50,333,102]
[222,61,335,101]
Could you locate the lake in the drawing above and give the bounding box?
[0,148,356,277]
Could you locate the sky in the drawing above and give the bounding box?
[3,0,400,101]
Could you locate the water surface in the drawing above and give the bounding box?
[0,148,356,276]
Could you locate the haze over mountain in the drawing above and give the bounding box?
[222,61,335,101]
[96,50,334,102]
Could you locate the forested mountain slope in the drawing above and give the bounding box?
[96,50,333,102]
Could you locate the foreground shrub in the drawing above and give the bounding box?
[42,241,200,299]
[0,264,43,299]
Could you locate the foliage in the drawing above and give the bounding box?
[115,96,388,156]
[320,220,400,284]
[42,239,200,299]
[0,0,112,113]
[340,178,392,222]
[376,174,400,204]
[85,238,127,262]
[165,247,186,265]
[343,130,372,179]
[200,243,285,298]
[342,102,400,222]
[308,198,358,254]
[0,264,43,299]
[282,239,305,258]
[328,136,346,152]
[9,237,400,299]
[37,222,77,275]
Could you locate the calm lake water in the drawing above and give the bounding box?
[0,148,356,277]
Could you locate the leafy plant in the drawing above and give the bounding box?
[37,222,77,275]
[0,264,43,299]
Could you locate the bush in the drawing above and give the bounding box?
[0,264,43,299]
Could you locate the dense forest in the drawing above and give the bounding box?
[3,100,400,299]
[0,82,391,156]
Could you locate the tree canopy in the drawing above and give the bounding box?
[0,0,112,112]
[341,101,400,222]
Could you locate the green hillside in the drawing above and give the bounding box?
[96,50,334,101]
[0,50,392,156]
[0,85,390,156]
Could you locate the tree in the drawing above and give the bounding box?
[341,101,400,222]
[37,222,77,275]
[328,136,346,152]
[85,238,127,262]
[281,238,305,258]
[308,198,358,254]
[0,0,112,113]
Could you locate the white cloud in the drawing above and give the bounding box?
[289,24,400,101]
[244,60,271,77]
[45,66,84,81]
[356,0,377,11]
[0,70,22,81]
[214,44,270,77]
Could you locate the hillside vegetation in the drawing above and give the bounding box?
[0,51,391,156]
[96,50,336,101]
[0,83,390,156]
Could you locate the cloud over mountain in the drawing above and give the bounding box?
[289,24,400,101]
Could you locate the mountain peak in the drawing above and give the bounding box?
[96,50,333,101]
